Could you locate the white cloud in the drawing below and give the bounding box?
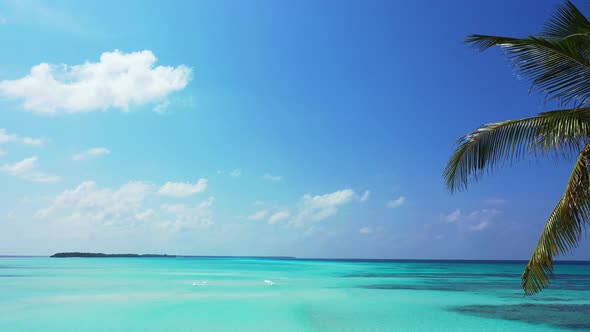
[72,147,110,161]
[263,173,282,181]
[0,129,45,146]
[359,226,373,234]
[157,179,208,198]
[386,196,406,208]
[35,181,214,233]
[268,210,290,224]
[158,197,214,231]
[0,50,191,114]
[1,156,61,183]
[36,181,152,221]
[248,210,268,221]
[290,189,356,226]
[440,209,462,223]
[440,209,500,232]
[303,189,355,209]
[359,190,370,202]
[470,221,489,232]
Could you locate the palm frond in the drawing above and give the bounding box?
[465,34,518,52]
[466,35,590,106]
[444,108,590,192]
[466,1,590,106]
[542,0,590,39]
[522,142,590,294]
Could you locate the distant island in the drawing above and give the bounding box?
[51,252,176,258]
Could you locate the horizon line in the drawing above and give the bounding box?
[1,254,589,263]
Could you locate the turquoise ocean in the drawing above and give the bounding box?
[1,257,589,331]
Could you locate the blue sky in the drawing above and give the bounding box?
[1,0,588,259]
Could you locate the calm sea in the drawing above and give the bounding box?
[0,257,589,331]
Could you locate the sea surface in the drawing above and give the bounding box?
[0,257,589,331]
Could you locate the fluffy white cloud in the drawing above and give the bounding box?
[0,50,191,114]
[268,210,290,224]
[36,181,153,221]
[1,157,61,183]
[290,189,356,226]
[36,181,215,234]
[158,197,214,231]
[248,210,268,221]
[157,179,208,198]
[72,147,110,161]
[263,173,282,181]
[440,209,500,232]
[0,129,45,146]
[359,190,370,202]
[386,196,406,208]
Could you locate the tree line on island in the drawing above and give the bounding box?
[51,252,176,258]
[50,252,297,259]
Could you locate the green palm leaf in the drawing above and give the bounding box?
[465,1,590,107]
[466,35,590,106]
[541,0,590,39]
[522,142,590,294]
[444,108,590,192]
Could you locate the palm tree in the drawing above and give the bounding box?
[444,0,590,295]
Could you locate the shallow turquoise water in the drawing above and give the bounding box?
[1,257,589,331]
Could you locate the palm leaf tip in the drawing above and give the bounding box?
[464,34,516,51]
[465,0,590,106]
[542,0,590,39]
[521,256,554,295]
